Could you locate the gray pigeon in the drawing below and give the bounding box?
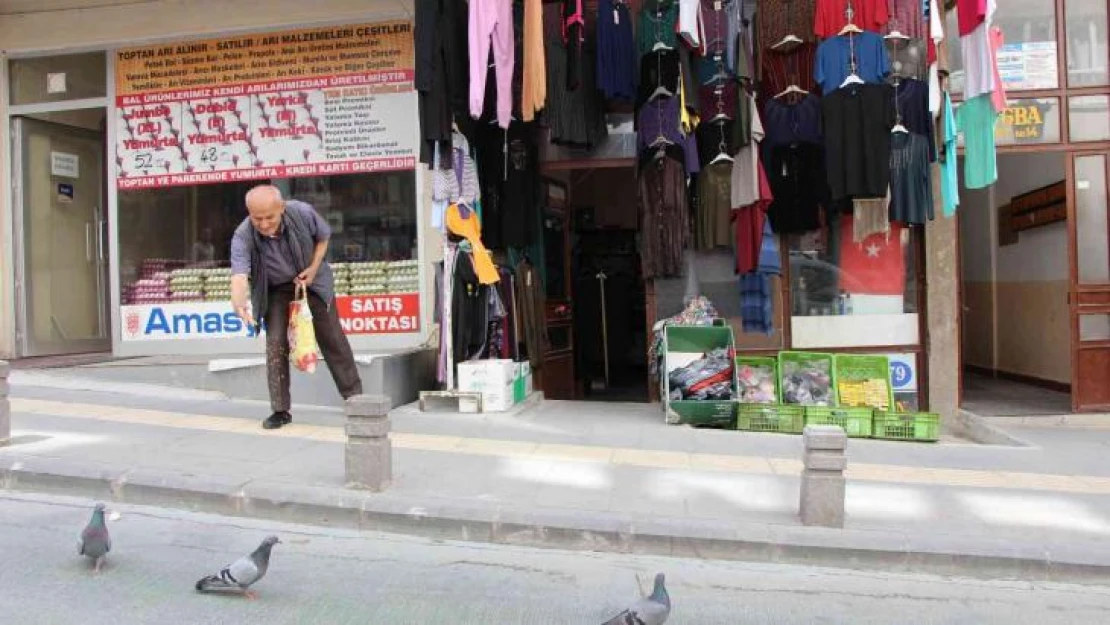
[77,502,112,574]
[602,572,671,625]
[195,536,281,599]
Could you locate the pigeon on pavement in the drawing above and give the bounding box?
[77,502,112,574]
[602,572,671,625]
[195,535,281,599]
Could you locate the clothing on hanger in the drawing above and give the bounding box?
[469,0,515,128]
[822,82,896,200]
[815,31,891,94]
[521,0,547,121]
[814,0,889,38]
[597,0,637,102]
[888,131,934,224]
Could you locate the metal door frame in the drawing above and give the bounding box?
[11,114,110,357]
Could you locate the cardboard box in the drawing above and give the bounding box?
[458,360,516,392]
[483,382,516,412]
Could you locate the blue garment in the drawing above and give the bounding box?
[814,31,890,94]
[597,0,637,102]
[761,94,823,147]
[940,92,960,216]
[739,221,780,336]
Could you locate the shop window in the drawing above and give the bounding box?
[9,52,107,105]
[1068,95,1110,142]
[1066,0,1109,86]
[1074,154,1109,284]
[117,171,417,308]
[947,0,1059,94]
[788,221,921,349]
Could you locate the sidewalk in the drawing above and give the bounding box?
[4,374,1110,580]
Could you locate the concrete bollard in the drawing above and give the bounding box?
[0,361,9,446]
[344,394,392,491]
[799,424,848,528]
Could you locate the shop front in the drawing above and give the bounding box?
[1,6,433,360]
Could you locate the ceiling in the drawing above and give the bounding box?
[0,0,151,15]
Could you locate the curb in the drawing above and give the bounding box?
[2,454,1108,584]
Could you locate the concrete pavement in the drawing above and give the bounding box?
[4,374,1110,580]
[4,492,1110,624]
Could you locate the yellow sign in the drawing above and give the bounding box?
[995,101,1048,144]
[115,22,413,103]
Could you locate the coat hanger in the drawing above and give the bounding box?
[891,77,907,134]
[838,0,861,36]
[884,15,909,41]
[774,84,810,99]
[771,34,803,50]
[838,19,864,89]
[709,124,733,165]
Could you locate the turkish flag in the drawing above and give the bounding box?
[838,216,906,296]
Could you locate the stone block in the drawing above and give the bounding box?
[803,450,848,472]
[803,425,848,451]
[345,394,391,417]
[346,418,391,439]
[799,471,846,528]
[0,380,9,396]
[0,360,9,379]
[345,438,392,491]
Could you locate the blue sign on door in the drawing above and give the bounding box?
[889,359,914,390]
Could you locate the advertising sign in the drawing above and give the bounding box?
[996,41,1058,91]
[114,22,416,189]
[120,294,420,341]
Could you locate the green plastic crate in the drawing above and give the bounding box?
[778,351,836,406]
[737,404,806,434]
[663,325,738,428]
[735,355,780,404]
[833,354,894,411]
[804,406,874,438]
[873,411,940,442]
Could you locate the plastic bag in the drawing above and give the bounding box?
[288,284,319,373]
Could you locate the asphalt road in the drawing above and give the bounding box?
[2,492,1109,624]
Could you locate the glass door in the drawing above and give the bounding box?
[12,116,109,356]
[1067,152,1110,411]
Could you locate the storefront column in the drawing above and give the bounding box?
[926,164,960,421]
[0,54,12,359]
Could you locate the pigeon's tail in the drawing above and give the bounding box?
[195,574,235,592]
[601,610,643,625]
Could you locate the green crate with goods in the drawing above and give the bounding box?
[873,411,940,442]
[778,352,835,406]
[735,356,779,404]
[662,325,738,428]
[833,354,895,411]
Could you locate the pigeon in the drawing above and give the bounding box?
[77,502,112,574]
[602,572,671,625]
[195,536,281,599]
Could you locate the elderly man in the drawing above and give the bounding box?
[230,184,362,429]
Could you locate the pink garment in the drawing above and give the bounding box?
[989,26,1007,113]
[469,0,515,128]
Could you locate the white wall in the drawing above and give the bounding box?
[959,152,1071,384]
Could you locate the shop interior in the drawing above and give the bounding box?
[959,152,1073,416]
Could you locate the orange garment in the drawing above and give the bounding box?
[521,0,547,121]
[445,203,501,285]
